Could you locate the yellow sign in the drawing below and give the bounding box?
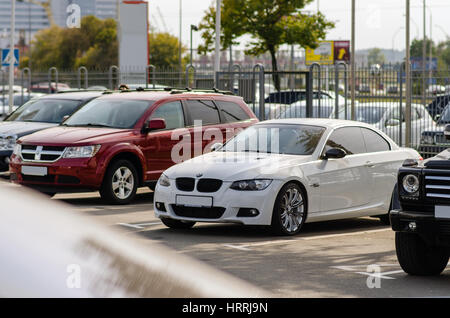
[305,41,334,65]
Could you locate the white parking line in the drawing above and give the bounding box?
[117,221,162,229]
[223,228,391,251]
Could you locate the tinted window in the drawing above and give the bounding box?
[6,99,82,123]
[222,124,326,156]
[361,128,390,153]
[324,127,366,155]
[150,101,185,129]
[64,99,151,129]
[186,100,220,125]
[217,101,250,123]
[264,91,306,104]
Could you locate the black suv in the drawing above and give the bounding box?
[391,129,450,275]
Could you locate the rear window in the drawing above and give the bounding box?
[186,100,221,125]
[217,101,251,123]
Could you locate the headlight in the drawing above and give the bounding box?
[63,145,101,158]
[0,135,17,151]
[402,174,420,195]
[421,135,434,145]
[12,143,21,156]
[158,174,171,187]
[230,179,272,191]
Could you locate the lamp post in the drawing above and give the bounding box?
[406,0,411,148]
[8,0,16,115]
[350,0,355,120]
[190,24,198,66]
[214,0,221,85]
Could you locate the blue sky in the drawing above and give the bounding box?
[148,0,450,51]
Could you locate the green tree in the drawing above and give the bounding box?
[148,32,189,69]
[21,16,118,70]
[367,48,386,66]
[197,0,334,90]
[410,38,436,58]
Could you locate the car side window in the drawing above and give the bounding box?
[217,101,251,123]
[361,128,391,153]
[323,127,366,156]
[150,101,185,130]
[185,100,221,125]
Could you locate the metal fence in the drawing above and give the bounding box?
[1,63,449,157]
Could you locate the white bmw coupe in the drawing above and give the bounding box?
[154,119,422,235]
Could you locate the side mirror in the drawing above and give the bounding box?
[444,124,450,141]
[385,118,400,127]
[210,142,223,152]
[61,115,70,123]
[323,148,347,160]
[143,118,166,133]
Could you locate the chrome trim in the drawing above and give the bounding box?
[426,185,450,190]
[426,193,450,199]
[425,176,450,181]
[20,145,66,163]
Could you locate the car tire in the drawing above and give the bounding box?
[160,217,196,229]
[271,182,306,236]
[100,159,138,205]
[395,232,449,276]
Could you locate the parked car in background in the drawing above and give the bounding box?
[419,103,450,158]
[255,90,344,119]
[154,119,421,235]
[0,91,104,172]
[358,84,371,93]
[426,84,446,96]
[335,103,436,148]
[0,93,45,117]
[30,82,71,94]
[387,86,399,94]
[10,90,258,204]
[426,94,450,120]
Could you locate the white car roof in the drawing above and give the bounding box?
[259,118,377,129]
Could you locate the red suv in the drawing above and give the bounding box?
[9,89,258,204]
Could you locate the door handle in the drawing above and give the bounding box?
[365,161,376,168]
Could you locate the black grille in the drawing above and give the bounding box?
[20,145,65,162]
[424,173,450,203]
[171,205,225,219]
[176,178,195,191]
[22,153,35,160]
[438,221,450,234]
[197,179,223,193]
[22,174,55,183]
[40,154,60,161]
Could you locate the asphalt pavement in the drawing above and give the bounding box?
[56,189,450,298]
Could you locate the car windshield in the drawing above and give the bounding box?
[438,105,450,124]
[222,124,326,156]
[63,99,153,129]
[5,99,82,123]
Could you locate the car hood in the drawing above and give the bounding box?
[164,151,311,181]
[19,126,134,145]
[421,124,446,134]
[0,121,57,137]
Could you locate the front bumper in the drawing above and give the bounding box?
[390,209,450,241]
[154,180,283,226]
[9,155,104,193]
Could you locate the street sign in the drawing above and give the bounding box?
[305,41,334,65]
[1,48,19,67]
[334,40,351,63]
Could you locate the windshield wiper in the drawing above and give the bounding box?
[64,123,114,128]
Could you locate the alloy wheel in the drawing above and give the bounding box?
[112,166,135,200]
[280,187,305,234]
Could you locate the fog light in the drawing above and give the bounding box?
[237,208,260,217]
[408,222,417,231]
[155,202,167,212]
